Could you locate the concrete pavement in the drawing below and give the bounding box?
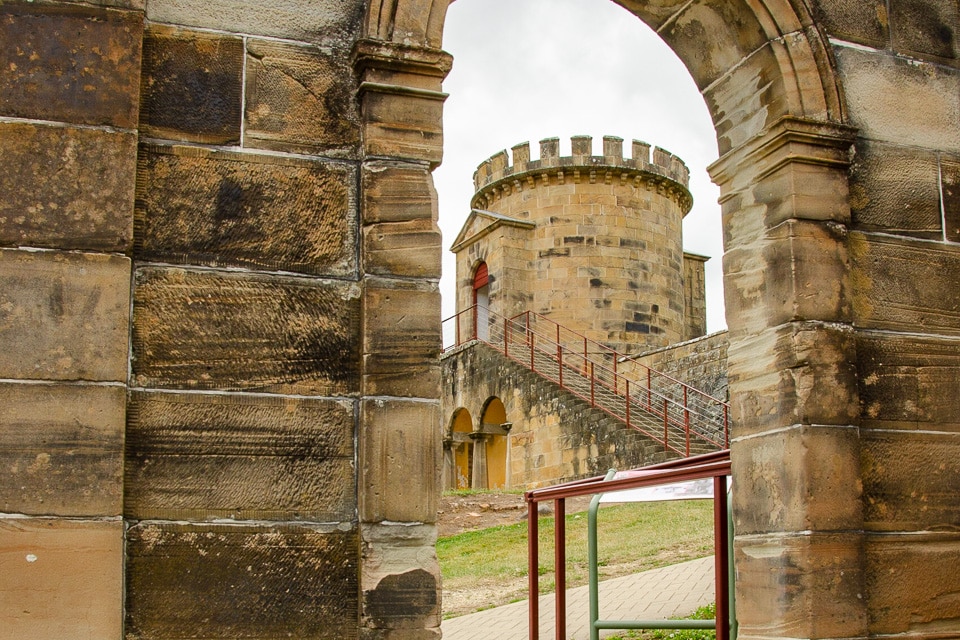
[441,556,715,640]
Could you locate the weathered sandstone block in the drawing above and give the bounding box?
[125,391,355,521]
[857,331,960,428]
[126,522,358,639]
[850,231,960,335]
[361,162,437,224]
[753,157,852,227]
[735,532,867,639]
[0,3,142,128]
[810,0,888,48]
[244,39,360,157]
[888,0,959,62]
[866,532,960,635]
[732,424,862,535]
[132,268,360,395]
[0,382,124,517]
[656,0,767,91]
[363,218,442,278]
[0,518,123,638]
[0,122,136,252]
[360,90,446,166]
[727,321,859,435]
[943,156,960,242]
[723,219,851,331]
[359,399,439,524]
[711,118,856,250]
[139,25,243,144]
[135,144,357,277]
[362,280,441,398]
[850,139,942,237]
[146,0,364,42]
[836,46,960,151]
[862,429,960,532]
[0,249,130,382]
[703,42,789,154]
[360,523,440,632]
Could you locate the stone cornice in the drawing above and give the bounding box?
[708,116,857,196]
[351,38,453,80]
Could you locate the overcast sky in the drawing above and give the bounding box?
[434,0,727,334]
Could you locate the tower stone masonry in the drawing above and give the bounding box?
[452,135,708,355]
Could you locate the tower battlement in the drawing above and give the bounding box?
[471,135,692,213]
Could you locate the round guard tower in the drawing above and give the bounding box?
[445,136,714,490]
[451,135,707,356]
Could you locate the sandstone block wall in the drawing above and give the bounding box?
[1,1,447,638]
[682,253,708,339]
[0,4,139,636]
[127,5,374,635]
[829,6,960,634]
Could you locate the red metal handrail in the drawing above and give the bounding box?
[442,305,730,453]
[513,309,726,430]
[524,450,733,640]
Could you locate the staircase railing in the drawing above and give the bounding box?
[442,305,729,456]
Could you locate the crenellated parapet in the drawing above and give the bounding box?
[471,135,692,213]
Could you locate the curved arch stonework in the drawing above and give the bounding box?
[365,0,450,49]
[373,0,959,638]
[365,0,844,144]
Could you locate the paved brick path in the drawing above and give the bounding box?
[441,556,715,640]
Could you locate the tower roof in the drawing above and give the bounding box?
[449,209,535,254]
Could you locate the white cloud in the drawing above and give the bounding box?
[436,0,727,333]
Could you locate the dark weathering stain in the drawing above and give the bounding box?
[364,569,438,627]
[132,269,361,393]
[626,322,663,335]
[140,28,243,142]
[286,320,360,386]
[213,178,267,245]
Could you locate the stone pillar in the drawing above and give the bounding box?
[353,38,451,640]
[442,438,456,491]
[709,117,866,639]
[469,432,490,490]
[0,4,141,636]
[125,9,368,637]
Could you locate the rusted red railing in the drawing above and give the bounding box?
[442,305,729,455]
[524,451,733,640]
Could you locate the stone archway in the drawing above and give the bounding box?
[479,397,509,490]
[447,408,475,490]
[355,0,865,637]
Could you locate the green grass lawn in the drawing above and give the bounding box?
[438,499,714,596]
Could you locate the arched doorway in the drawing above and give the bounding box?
[450,408,474,490]
[358,0,864,636]
[479,397,508,490]
[473,261,489,340]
